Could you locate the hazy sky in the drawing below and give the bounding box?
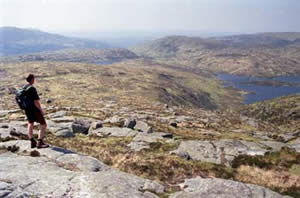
[1,0,300,34]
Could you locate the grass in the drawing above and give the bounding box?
[236,165,300,196]
[232,147,300,169]
[217,132,259,142]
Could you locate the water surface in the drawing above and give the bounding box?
[216,74,300,104]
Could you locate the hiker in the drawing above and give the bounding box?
[24,74,49,149]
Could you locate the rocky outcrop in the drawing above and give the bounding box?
[47,110,67,119]
[128,132,174,152]
[135,121,153,133]
[88,121,103,133]
[171,140,269,165]
[171,139,300,165]
[47,120,74,138]
[0,121,28,141]
[0,140,164,198]
[170,177,291,198]
[290,143,300,152]
[123,118,137,129]
[72,119,92,135]
[89,127,138,137]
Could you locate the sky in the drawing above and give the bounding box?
[1,0,300,35]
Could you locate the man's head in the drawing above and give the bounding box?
[26,74,35,85]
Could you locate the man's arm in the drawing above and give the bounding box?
[34,100,45,115]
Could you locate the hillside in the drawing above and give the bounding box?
[1,82,300,197]
[0,27,109,56]
[0,48,139,65]
[131,33,300,77]
[0,55,300,196]
[240,94,300,132]
[0,59,242,111]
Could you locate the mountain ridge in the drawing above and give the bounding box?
[0,26,110,56]
[131,32,300,77]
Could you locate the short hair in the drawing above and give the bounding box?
[26,74,35,83]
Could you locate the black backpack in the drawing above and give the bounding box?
[15,85,33,110]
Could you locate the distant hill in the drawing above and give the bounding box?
[131,33,300,77]
[0,48,139,65]
[214,32,300,48]
[0,27,109,56]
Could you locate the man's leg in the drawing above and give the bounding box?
[38,124,47,139]
[28,122,37,148]
[37,123,49,148]
[28,122,34,139]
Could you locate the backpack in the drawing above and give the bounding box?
[15,85,33,110]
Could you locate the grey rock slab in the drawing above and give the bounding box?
[103,115,124,124]
[51,116,74,123]
[0,123,9,129]
[47,120,74,137]
[55,128,75,137]
[56,153,109,172]
[123,118,137,129]
[72,119,91,135]
[240,115,259,128]
[88,121,103,134]
[0,152,77,197]
[170,177,290,198]
[0,111,8,117]
[175,116,193,122]
[289,144,300,152]
[0,141,164,198]
[171,140,268,165]
[0,140,107,172]
[291,131,300,137]
[278,134,297,143]
[69,170,164,198]
[260,141,287,151]
[289,138,300,144]
[170,151,192,160]
[135,121,153,133]
[128,132,173,152]
[128,141,150,152]
[89,127,138,137]
[0,140,71,159]
[0,181,28,198]
[0,128,14,139]
[132,132,168,143]
[8,121,27,127]
[47,110,67,119]
[252,132,274,141]
[8,125,28,137]
[7,109,21,114]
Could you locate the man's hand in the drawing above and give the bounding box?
[34,100,45,115]
[40,109,46,115]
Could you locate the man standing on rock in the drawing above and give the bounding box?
[24,74,49,149]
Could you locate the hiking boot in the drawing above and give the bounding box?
[37,139,49,149]
[30,138,37,148]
